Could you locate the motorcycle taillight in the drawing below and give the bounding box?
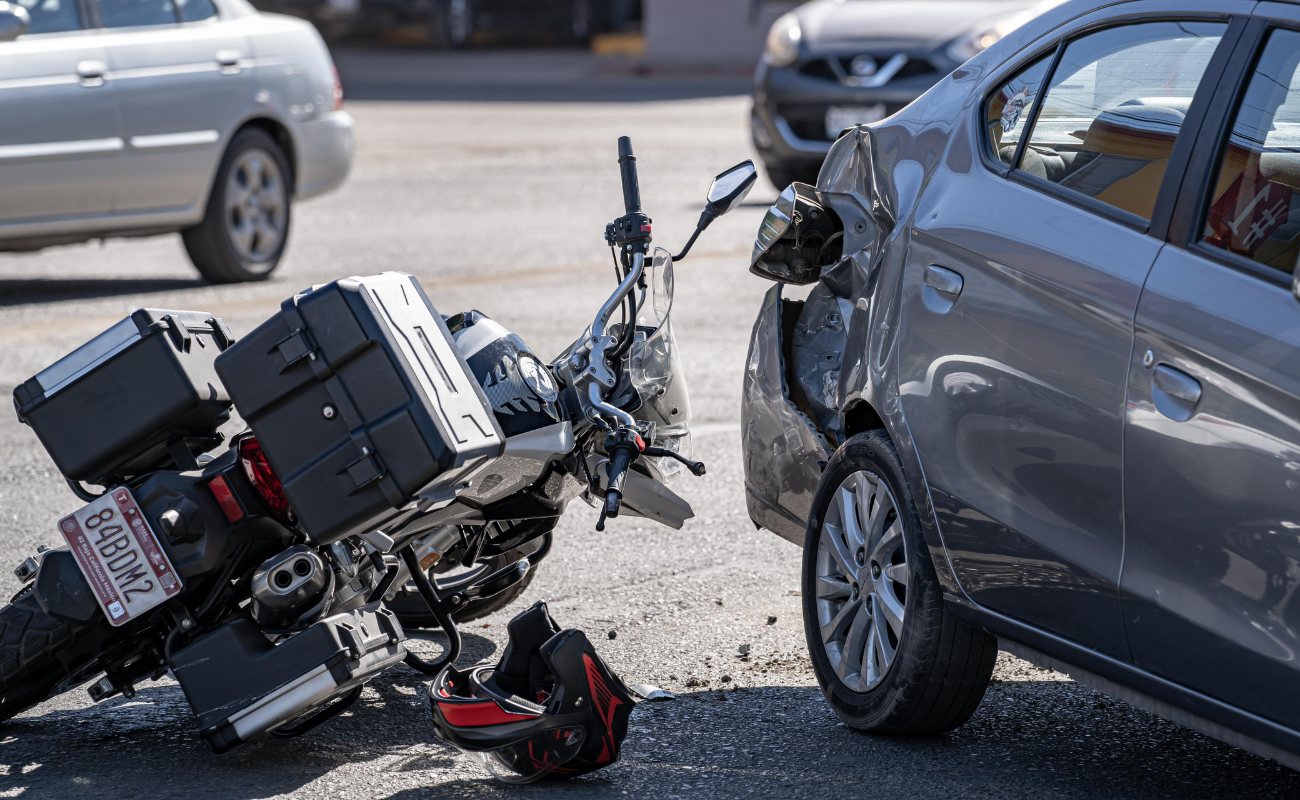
[239,436,295,522]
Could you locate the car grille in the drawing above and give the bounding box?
[798,54,938,85]
[777,102,909,142]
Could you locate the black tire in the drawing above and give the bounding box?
[802,431,997,735]
[0,588,85,723]
[763,164,818,192]
[389,562,538,627]
[182,127,293,284]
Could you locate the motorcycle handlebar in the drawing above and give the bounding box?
[617,136,641,216]
[604,444,634,517]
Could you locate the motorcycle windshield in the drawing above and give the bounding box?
[628,249,692,474]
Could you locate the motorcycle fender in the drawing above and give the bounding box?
[586,456,694,530]
[33,548,100,622]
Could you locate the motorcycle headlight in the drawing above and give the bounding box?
[764,12,802,68]
[946,11,1036,64]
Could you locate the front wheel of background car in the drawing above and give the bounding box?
[803,431,998,735]
[182,128,292,284]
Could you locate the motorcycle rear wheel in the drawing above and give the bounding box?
[0,588,84,723]
[388,532,549,628]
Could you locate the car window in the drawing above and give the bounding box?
[1201,28,1300,274]
[14,0,81,34]
[99,0,178,27]
[986,56,1051,164]
[1018,21,1227,220]
[176,0,216,22]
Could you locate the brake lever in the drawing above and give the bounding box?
[640,446,706,477]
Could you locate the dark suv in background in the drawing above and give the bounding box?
[752,0,1045,187]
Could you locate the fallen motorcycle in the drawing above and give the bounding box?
[0,137,757,752]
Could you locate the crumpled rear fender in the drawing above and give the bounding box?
[741,284,832,544]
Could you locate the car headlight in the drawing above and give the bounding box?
[946,10,1036,64]
[764,12,802,67]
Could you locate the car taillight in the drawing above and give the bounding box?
[239,436,296,522]
[332,66,343,111]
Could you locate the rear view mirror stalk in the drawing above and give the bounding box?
[673,160,758,262]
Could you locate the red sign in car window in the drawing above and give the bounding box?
[1205,171,1294,256]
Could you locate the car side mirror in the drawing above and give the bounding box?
[672,161,758,262]
[0,2,29,41]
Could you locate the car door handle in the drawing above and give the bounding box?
[215,49,243,74]
[924,264,963,297]
[76,60,107,87]
[1151,364,1202,422]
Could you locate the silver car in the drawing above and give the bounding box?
[0,0,353,283]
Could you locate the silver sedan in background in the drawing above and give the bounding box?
[0,0,353,283]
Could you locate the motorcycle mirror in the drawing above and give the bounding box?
[705,161,758,218]
[0,2,30,41]
[673,161,759,262]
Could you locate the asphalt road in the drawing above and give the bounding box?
[1,48,1298,800]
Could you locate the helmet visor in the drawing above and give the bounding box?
[466,726,587,784]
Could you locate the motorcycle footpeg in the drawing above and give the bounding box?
[170,601,406,753]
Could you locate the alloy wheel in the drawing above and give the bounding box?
[815,469,909,692]
[224,148,286,265]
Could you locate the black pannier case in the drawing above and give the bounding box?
[13,310,235,484]
[214,272,504,544]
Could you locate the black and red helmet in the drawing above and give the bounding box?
[430,601,635,783]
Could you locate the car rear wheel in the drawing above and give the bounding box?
[803,431,998,734]
[182,128,292,284]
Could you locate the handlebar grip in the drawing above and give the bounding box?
[617,136,641,216]
[604,445,634,517]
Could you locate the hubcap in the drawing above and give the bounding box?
[815,469,909,692]
[224,148,286,265]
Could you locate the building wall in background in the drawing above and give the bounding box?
[644,0,800,69]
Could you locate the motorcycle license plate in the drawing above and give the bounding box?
[57,488,182,627]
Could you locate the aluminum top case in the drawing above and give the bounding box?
[214,273,504,544]
[13,310,235,484]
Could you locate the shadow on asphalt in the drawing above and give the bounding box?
[331,47,751,103]
[2,675,1300,798]
[340,80,751,103]
[0,278,208,307]
[0,630,497,799]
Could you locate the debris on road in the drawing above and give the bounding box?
[738,643,752,656]
[608,630,617,639]
[630,684,675,701]
[766,616,778,626]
